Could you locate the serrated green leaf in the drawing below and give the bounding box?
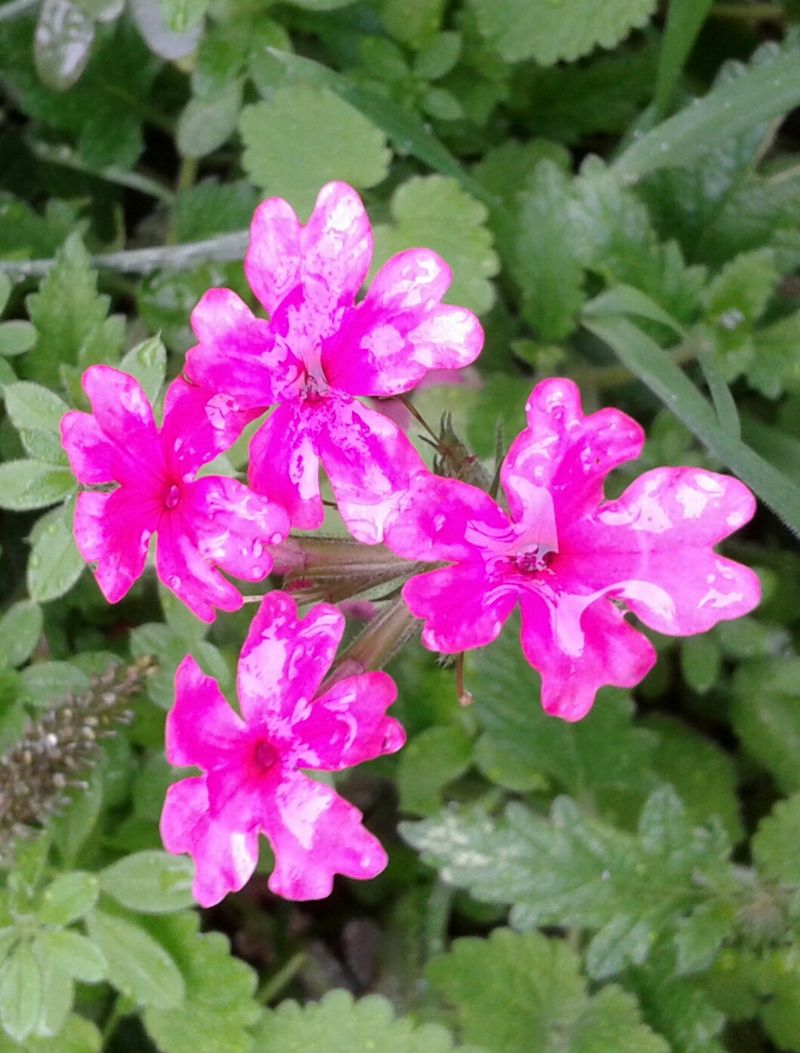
[253,988,470,1052]
[0,601,42,669]
[0,461,74,511]
[759,950,800,1052]
[138,262,247,353]
[177,80,243,159]
[0,1014,102,1053]
[34,0,95,91]
[141,911,260,1053]
[119,336,166,406]
[732,658,800,794]
[36,872,98,926]
[172,180,258,242]
[36,930,106,984]
[428,928,667,1053]
[471,0,656,64]
[404,787,734,979]
[753,794,800,887]
[0,942,42,1043]
[673,900,735,976]
[27,501,85,603]
[0,321,36,358]
[85,908,184,1009]
[372,175,498,315]
[240,83,391,216]
[397,726,472,817]
[3,382,69,438]
[100,851,194,913]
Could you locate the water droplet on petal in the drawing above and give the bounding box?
[270,532,284,545]
[168,574,181,588]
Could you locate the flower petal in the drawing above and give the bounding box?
[288,671,405,771]
[61,411,123,485]
[248,402,323,531]
[403,563,517,654]
[237,592,344,728]
[502,378,644,526]
[161,376,262,477]
[317,398,427,544]
[324,249,484,397]
[74,490,155,604]
[82,365,164,484]
[245,182,372,316]
[166,655,247,770]
[186,288,302,408]
[385,471,514,562]
[262,773,387,900]
[183,476,289,582]
[561,467,761,635]
[156,511,243,623]
[519,593,656,722]
[160,777,259,908]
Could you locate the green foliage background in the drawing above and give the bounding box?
[2,0,800,1050]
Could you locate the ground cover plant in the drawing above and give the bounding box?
[1,0,800,1050]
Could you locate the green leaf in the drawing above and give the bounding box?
[470,0,656,64]
[469,620,657,824]
[36,872,98,926]
[3,382,69,440]
[34,0,95,91]
[0,942,42,1043]
[119,336,167,406]
[0,1014,102,1053]
[372,175,498,316]
[0,321,36,358]
[404,787,734,979]
[511,160,584,340]
[27,501,85,603]
[653,0,714,118]
[177,80,243,159]
[397,726,473,817]
[23,235,122,390]
[252,988,470,1052]
[582,311,800,537]
[141,911,260,1053]
[18,661,88,708]
[157,0,208,32]
[100,851,194,914]
[0,601,42,669]
[582,284,686,336]
[673,900,735,975]
[753,794,800,887]
[30,938,73,1038]
[679,632,722,695]
[427,928,667,1053]
[85,908,185,1009]
[35,930,106,983]
[0,461,74,511]
[240,83,391,216]
[760,950,800,1052]
[615,46,800,184]
[172,180,258,242]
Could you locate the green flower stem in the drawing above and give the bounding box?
[257,952,307,1005]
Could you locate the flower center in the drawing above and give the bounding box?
[164,483,181,510]
[511,545,556,575]
[253,739,278,772]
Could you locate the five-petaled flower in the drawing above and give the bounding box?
[61,365,289,622]
[185,181,484,543]
[160,591,405,904]
[384,378,761,721]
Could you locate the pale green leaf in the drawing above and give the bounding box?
[0,461,74,511]
[34,0,95,92]
[119,336,167,406]
[27,500,85,603]
[0,601,42,669]
[372,175,498,315]
[36,930,106,984]
[753,794,800,887]
[240,83,391,216]
[177,81,243,159]
[397,726,473,817]
[100,851,194,913]
[653,0,714,118]
[36,872,98,926]
[0,321,36,358]
[3,382,69,437]
[30,940,73,1038]
[157,0,208,32]
[85,908,185,1009]
[471,0,656,64]
[0,942,42,1043]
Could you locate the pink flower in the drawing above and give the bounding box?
[61,365,289,622]
[384,378,760,721]
[185,181,484,543]
[160,591,405,904]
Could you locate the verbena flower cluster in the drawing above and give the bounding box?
[60,182,760,906]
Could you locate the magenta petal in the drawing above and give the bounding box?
[289,671,404,771]
[248,403,324,532]
[166,656,247,770]
[502,379,644,525]
[519,593,656,722]
[81,366,163,482]
[317,399,427,544]
[74,490,155,604]
[182,476,289,582]
[385,472,514,562]
[403,564,517,654]
[61,411,123,485]
[161,376,262,477]
[246,182,372,316]
[237,592,344,727]
[563,467,761,635]
[156,511,243,623]
[324,249,484,397]
[263,773,387,900]
[186,288,302,408]
[160,778,258,908]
